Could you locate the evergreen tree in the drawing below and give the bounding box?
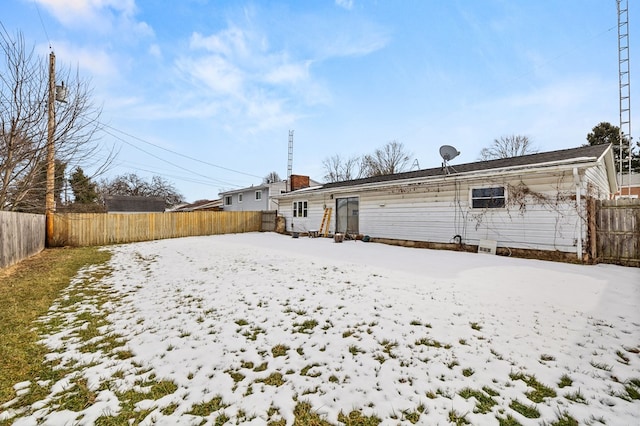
[585,122,639,173]
[69,167,98,204]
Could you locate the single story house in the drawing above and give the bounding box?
[615,173,640,198]
[220,175,320,212]
[104,195,165,213]
[168,199,223,212]
[275,144,617,262]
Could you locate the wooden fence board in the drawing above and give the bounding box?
[0,211,45,269]
[50,211,264,247]
[261,211,277,232]
[596,199,640,267]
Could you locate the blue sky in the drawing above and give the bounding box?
[4,0,637,202]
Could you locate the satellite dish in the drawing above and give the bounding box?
[439,145,460,161]
[439,145,460,175]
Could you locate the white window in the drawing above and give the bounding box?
[224,196,232,206]
[471,187,506,208]
[255,190,262,200]
[238,193,243,203]
[293,200,308,217]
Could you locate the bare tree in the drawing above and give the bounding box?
[361,140,412,177]
[0,27,113,212]
[263,171,281,184]
[98,173,184,207]
[479,135,537,161]
[322,154,362,183]
[322,141,413,182]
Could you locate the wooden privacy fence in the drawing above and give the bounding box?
[261,210,277,232]
[51,211,264,247]
[595,199,640,267]
[0,211,45,269]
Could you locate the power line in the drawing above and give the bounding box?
[114,163,230,187]
[101,126,242,188]
[100,122,263,179]
[32,0,52,50]
[113,158,241,187]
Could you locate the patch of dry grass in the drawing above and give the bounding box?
[0,247,111,404]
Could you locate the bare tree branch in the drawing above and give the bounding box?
[362,140,412,177]
[479,135,537,161]
[322,154,362,183]
[0,27,115,212]
[97,173,184,207]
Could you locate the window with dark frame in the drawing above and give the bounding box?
[224,195,232,206]
[471,187,505,208]
[293,200,308,217]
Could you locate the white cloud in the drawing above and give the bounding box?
[35,0,151,37]
[263,61,310,85]
[177,55,244,95]
[314,23,389,59]
[148,43,162,59]
[335,0,354,10]
[128,6,384,134]
[46,41,119,78]
[190,28,250,58]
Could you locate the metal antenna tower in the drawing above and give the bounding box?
[287,130,294,191]
[617,0,632,195]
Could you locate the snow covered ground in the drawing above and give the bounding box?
[3,232,639,425]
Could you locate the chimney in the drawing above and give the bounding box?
[290,175,310,191]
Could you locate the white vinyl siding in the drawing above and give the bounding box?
[278,169,601,254]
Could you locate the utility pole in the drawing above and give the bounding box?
[46,51,56,247]
[45,52,67,245]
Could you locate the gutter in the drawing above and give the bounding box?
[277,158,603,198]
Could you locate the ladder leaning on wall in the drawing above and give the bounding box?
[319,207,332,237]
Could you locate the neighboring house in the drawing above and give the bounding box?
[276,145,617,262]
[220,181,287,212]
[168,199,223,212]
[615,173,640,198]
[104,196,166,213]
[220,175,320,211]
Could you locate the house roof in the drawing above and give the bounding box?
[104,195,165,212]
[320,144,613,190]
[168,199,223,212]
[219,181,285,196]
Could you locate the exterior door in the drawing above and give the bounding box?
[335,197,359,234]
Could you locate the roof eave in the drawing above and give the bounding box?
[276,157,605,198]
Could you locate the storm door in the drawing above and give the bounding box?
[335,197,359,234]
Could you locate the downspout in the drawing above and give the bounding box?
[573,167,582,262]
